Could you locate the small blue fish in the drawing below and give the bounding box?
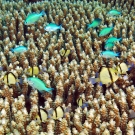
[105,37,122,50]
[105,37,122,44]
[99,26,114,37]
[27,77,54,94]
[25,11,46,25]
[107,9,121,16]
[87,18,102,29]
[44,23,62,32]
[105,42,115,50]
[100,51,120,58]
[11,46,28,53]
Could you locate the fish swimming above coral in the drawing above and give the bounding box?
[100,50,120,58]
[89,67,119,85]
[90,62,130,85]
[104,42,115,50]
[99,26,114,37]
[27,77,54,94]
[107,9,121,16]
[59,48,71,57]
[3,72,22,91]
[105,37,122,50]
[44,23,62,32]
[26,66,47,76]
[24,11,46,25]
[3,72,18,85]
[87,18,102,29]
[11,46,28,53]
[36,105,70,123]
[105,37,122,44]
[76,96,89,108]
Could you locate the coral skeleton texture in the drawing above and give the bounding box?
[0,0,135,134]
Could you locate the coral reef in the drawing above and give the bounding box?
[0,0,135,134]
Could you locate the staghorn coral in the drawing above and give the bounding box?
[0,0,135,134]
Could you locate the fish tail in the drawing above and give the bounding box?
[116,52,121,57]
[99,82,103,86]
[118,38,122,42]
[127,63,134,71]
[89,77,99,85]
[82,102,89,108]
[59,24,62,29]
[40,11,46,16]
[45,87,54,94]
[87,24,91,30]
[10,48,14,53]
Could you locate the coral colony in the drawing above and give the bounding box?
[0,0,135,134]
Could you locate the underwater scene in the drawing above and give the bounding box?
[0,0,135,134]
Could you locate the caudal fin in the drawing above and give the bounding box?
[118,38,122,42]
[59,24,62,30]
[45,87,54,94]
[10,48,14,53]
[40,11,46,16]
[89,77,100,85]
[117,52,121,57]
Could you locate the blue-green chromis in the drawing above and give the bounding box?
[87,18,102,29]
[107,9,121,16]
[99,26,114,37]
[27,77,54,94]
[44,23,62,32]
[11,46,28,53]
[105,42,115,50]
[25,11,46,25]
[105,37,122,44]
[100,50,120,58]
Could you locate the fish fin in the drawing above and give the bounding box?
[126,62,135,71]
[82,102,89,108]
[99,82,103,86]
[10,48,14,53]
[118,38,122,42]
[47,108,54,116]
[18,78,23,84]
[15,82,22,91]
[95,72,99,78]
[45,87,54,94]
[0,67,3,71]
[59,24,62,30]
[89,77,100,84]
[40,11,46,16]
[117,52,121,57]
[87,24,91,30]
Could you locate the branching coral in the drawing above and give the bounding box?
[0,0,135,134]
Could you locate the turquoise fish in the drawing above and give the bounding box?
[25,11,46,25]
[105,37,122,44]
[87,18,102,29]
[44,23,62,32]
[27,77,54,94]
[100,50,120,58]
[105,42,115,50]
[105,37,122,50]
[11,46,28,53]
[99,26,114,37]
[107,9,121,16]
